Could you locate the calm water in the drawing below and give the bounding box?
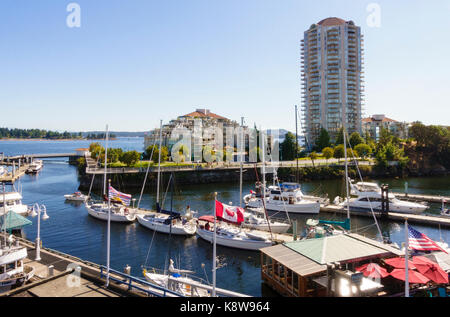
[1,138,449,296]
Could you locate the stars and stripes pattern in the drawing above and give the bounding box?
[408,225,447,253]
[108,185,131,206]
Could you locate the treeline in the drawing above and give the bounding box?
[86,133,117,140]
[280,126,408,168]
[0,128,82,140]
[280,122,450,172]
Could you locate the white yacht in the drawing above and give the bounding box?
[242,211,291,233]
[0,192,29,216]
[143,259,211,297]
[64,192,89,202]
[341,179,428,214]
[137,213,197,236]
[26,160,43,174]
[244,183,321,214]
[85,202,136,222]
[0,238,35,293]
[196,216,274,251]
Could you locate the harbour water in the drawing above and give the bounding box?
[1,138,449,296]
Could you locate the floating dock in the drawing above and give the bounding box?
[320,204,450,228]
[392,192,450,204]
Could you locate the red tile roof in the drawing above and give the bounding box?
[182,110,227,120]
[363,116,398,123]
[317,17,346,27]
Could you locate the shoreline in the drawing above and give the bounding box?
[0,138,119,142]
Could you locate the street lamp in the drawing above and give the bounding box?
[31,203,49,261]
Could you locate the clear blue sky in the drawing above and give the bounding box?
[1,0,449,133]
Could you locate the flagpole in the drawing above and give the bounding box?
[212,192,217,297]
[106,178,111,287]
[156,120,163,207]
[405,218,409,297]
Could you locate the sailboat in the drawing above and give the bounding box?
[196,200,274,251]
[84,126,136,223]
[136,121,197,236]
[197,133,279,251]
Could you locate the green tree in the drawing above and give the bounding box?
[335,127,344,145]
[354,143,372,159]
[333,144,344,161]
[322,147,334,162]
[349,132,364,148]
[316,128,331,151]
[143,145,169,163]
[308,151,318,167]
[120,150,141,166]
[280,132,300,161]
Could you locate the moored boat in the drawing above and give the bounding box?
[85,202,136,222]
[196,216,274,251]
[64,192,89,202]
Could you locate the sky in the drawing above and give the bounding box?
[1,0,449,133]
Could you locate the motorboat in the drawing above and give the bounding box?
[196,216,274,251]
[64,192,89,202]
[85,202,136,222]
[302,218,345,239]
[0,191,29,216]
[0,237,35,293]
[242,210,291,234]
[244,183,321,214]
[26,160,43,174]
[137,213,197,236]
[143,259,211,297]
[342,179,428,214]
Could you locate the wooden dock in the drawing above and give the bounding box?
[392,192,450,204]
[320,204,450,228]
[0,164,30,183]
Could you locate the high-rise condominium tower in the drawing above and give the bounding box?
[301,17,364,146]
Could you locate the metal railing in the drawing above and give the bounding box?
[99,266,183,297]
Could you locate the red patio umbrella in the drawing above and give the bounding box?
[384,257,416,270]
[390,268,430,284]
[356,263,389,279]
[412,256,449,284]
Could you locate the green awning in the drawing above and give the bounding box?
[0,211,32,231]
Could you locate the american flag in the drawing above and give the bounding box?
[108,186,131,206]
[408,225,447,253]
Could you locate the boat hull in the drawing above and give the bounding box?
[137,215,196,235]
[246,197,320,214]
[86,205,136,222]
[196,228,273,251]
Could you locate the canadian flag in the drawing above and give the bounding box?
[215,200,244,224]
[250,190,256,194]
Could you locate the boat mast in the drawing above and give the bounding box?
[239,117,244,208]
[261,129,273,241]
[295,105,299,184]
[343,127,350,220]
[103,125,108,198]
[156,120,163,207]
[212,192,217,297]
[2,183,6,248]
[105,125,111,287]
